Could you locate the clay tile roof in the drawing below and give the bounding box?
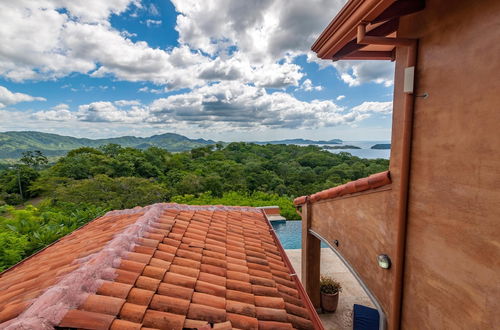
[0,203,322,330]
[294,170,391,205]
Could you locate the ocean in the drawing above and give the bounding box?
[326,140,391,159]
[297,140,391,159]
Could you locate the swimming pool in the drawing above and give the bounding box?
[271,221,327,249]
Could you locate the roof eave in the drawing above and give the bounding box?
[311,0,397,59]
[260,209,325,330]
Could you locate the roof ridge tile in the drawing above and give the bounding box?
[294,170,391,205]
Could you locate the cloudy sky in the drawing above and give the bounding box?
[0,0,394,141]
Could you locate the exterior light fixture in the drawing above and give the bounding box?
[377,254,391,269]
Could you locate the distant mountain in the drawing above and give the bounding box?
[371,143,391,149]
[255,138,343,145]
[0,131,216,159]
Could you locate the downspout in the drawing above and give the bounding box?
[357,23,418,330]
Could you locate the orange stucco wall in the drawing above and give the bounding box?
[308,0,500,328]
[398,0,500,328]
[310,188,397,318]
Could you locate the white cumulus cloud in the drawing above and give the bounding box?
[0,86,46,108]
[0,0,394,90]
[298,79,323,91]
[31,81,392,132]
[351,101,393,114]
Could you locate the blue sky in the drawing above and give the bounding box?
[0,0,394,141]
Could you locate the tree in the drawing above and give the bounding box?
[52,175,169,209]
[20,150,48,169]
[0,165,39,201]
[99,143,123,157]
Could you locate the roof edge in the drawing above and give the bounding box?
[311,0,396,59]
[294,171,391,206]
[260,210,324,330]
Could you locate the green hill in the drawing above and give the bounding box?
[0,131,216,159]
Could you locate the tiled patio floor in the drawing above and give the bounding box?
[285,248,374,329]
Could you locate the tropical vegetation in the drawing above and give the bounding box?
[0,142,388,271]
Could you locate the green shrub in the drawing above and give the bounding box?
[0,203,107,268]
[0,231,29,271]
[320,275,342,294]
[172,191,298,220]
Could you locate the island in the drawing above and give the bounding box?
[256,138,343,145]
[371,144,391,149]
[323,145,361,149]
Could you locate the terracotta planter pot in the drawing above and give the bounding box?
[321,291,339,313]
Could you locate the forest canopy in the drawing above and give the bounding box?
[0,143,388,271]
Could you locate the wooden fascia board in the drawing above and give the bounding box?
[311,0,396,59]
[341,50,395,60]
[332,18,399,59]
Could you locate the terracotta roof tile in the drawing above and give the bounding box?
[184,318,209,328]
[187,303,226,323]
[288,313,315,330]
[157,282,193,300]
[115,268,141,285]
[226,299,256,317]
[153,250,175,262]
[148,257,171,269]
[255,306,289,322]
[142,265,167,279]
[150,294,191,315]
[213,320,233,329]
[110,319,142,330]
[142,309,185,329]
[80,294,126,316]
[192,292,226,309]
[164,271,197,289]
[195,280,227,298]
[200,263,227,278]
[226,279,253,294]
[119,259,147,274]
[258,320,294,329]
[0,301,30,324]
[285,302,311,319]
[135,275,161,291]
[124,251,153,264]
[119,302,147,323]
[294,170,391,205]
[226,290,254,305]
[0,203,322,329]
[126,287,155,306]
[59,309,115,330]
[253,284,281,297]
[226,313,259,330]
[255,296,286,309]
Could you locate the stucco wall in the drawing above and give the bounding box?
[310,187,396,319]
[307,0,499,328]
[399,0,500,328]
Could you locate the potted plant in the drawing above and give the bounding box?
[320,275,342,313]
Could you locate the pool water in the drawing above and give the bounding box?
[271,221,327,249]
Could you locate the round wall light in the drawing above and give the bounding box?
[377,254,391,269]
